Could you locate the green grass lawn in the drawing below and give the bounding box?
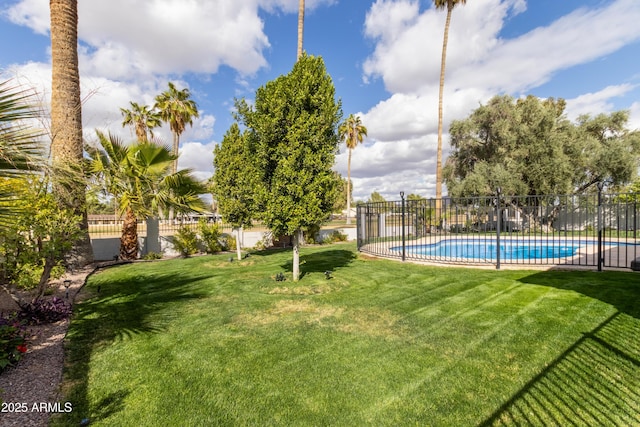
[54,243,640,426]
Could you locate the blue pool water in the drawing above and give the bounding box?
[392,238,591,260]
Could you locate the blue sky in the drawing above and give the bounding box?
[1,0,639,201]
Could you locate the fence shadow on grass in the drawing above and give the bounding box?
[479,311,640,426]
[55,267,211,426]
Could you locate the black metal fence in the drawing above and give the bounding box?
[357,190,639,270]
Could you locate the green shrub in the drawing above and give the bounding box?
[304,224,321,244]
[220,233,237,252]
[173,226,199,257]
[142,252,163,260]
[323,230,348,244]
[198,219,223,254]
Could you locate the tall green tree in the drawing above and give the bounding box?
[444,95,640,198]
[297,0,305,60]
[236,54,342,281]
[120,101,162,142]
[338,114,367,224]
[49,0,93,265]
[212,123,260,260]
[368,191,386,203]
[434,0,467,210]
[154,82,199,174]
[86,131,206,260]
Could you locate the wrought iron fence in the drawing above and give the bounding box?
[357,190,639,270]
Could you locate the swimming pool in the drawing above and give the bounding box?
[391,238,593,260]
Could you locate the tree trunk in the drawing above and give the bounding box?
[435,5,453,220]
[120,208,139,260]
[50,0,94,266]
[236,227,242,261]
[34,257,56,303]
[292,228,302,281]
[297,0,305,60]
[169,131,180,221]
[346,147,353,225]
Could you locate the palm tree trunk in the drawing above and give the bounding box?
[50,0,94,266]
[346,147,353,225]
[120,208,139,260]
[435,4,453,221]
[169,131,180,221]
[297,0,305,60]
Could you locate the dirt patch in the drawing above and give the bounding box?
[235,299,408,340]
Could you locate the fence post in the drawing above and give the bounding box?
[496,187,501,270]
[597,182,604,271]
[400,191,406,262]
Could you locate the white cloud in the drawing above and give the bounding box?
[179,141,216,181]
[565,84,637,121]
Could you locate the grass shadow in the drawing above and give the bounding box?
[479,311,640,426]
[280,248,357,279]
[518,269,640,319]
[54,264,211,426]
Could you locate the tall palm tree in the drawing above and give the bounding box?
[86,131,206,260]
[154,82,199,175]
[49,0,93,265]
[297,0,305,60]
[338,114,367,225]
[120,101,162,142]
[434,0,467,214]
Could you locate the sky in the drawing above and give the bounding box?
[1,0,640,202]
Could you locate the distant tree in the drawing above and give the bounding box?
[213,123,260,260]
[339,114,367,224]
[368,191,386,203]
[407,193,425,201]
[444,95,640,228]
[86,131,206,259]
[332,174,352,214]
[154,82,199,174]
[49,0,93,265]
[444,95,640,197]
[120,101,162,142]
[433,0,468,213]
[235,54,342,281]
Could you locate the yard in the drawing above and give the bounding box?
[54,243,640,426]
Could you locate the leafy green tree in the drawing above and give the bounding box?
[444,95,640,197]
[332,174,351,214]
[213,123,260,260]
[154,82,199,174]
[86,131,206,260]
[368,191,386,203]
[120,101,162,142]
[339,114,367,224]
[434,0,468,209]
[235,54,342,281]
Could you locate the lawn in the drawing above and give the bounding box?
[54,243,640,426]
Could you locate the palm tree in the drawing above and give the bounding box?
[434,0,467,215]
[120,101,162,142]
[338,114,367,225]
[86,131,206,260]
[297,0,305,60]
[49,0,93,265]
[154,82,199,175]
[0,80,44,225]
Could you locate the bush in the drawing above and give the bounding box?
[323,230,348,244]
[304,224,321,244]
[18,297,72,325]
[220,233,237,252]
[0,313,28,372]
[198,219,223,254]
[173,226,199,257]
[142,252,163,260]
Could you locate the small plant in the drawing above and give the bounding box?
[142,252,163,260]
[323,230,348,244]
[220,233,237,252]
[18,297,72,325]
[275,272,286,282]
[0,313,28,372]
[198,219,223,254]
[172,226,199,257]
